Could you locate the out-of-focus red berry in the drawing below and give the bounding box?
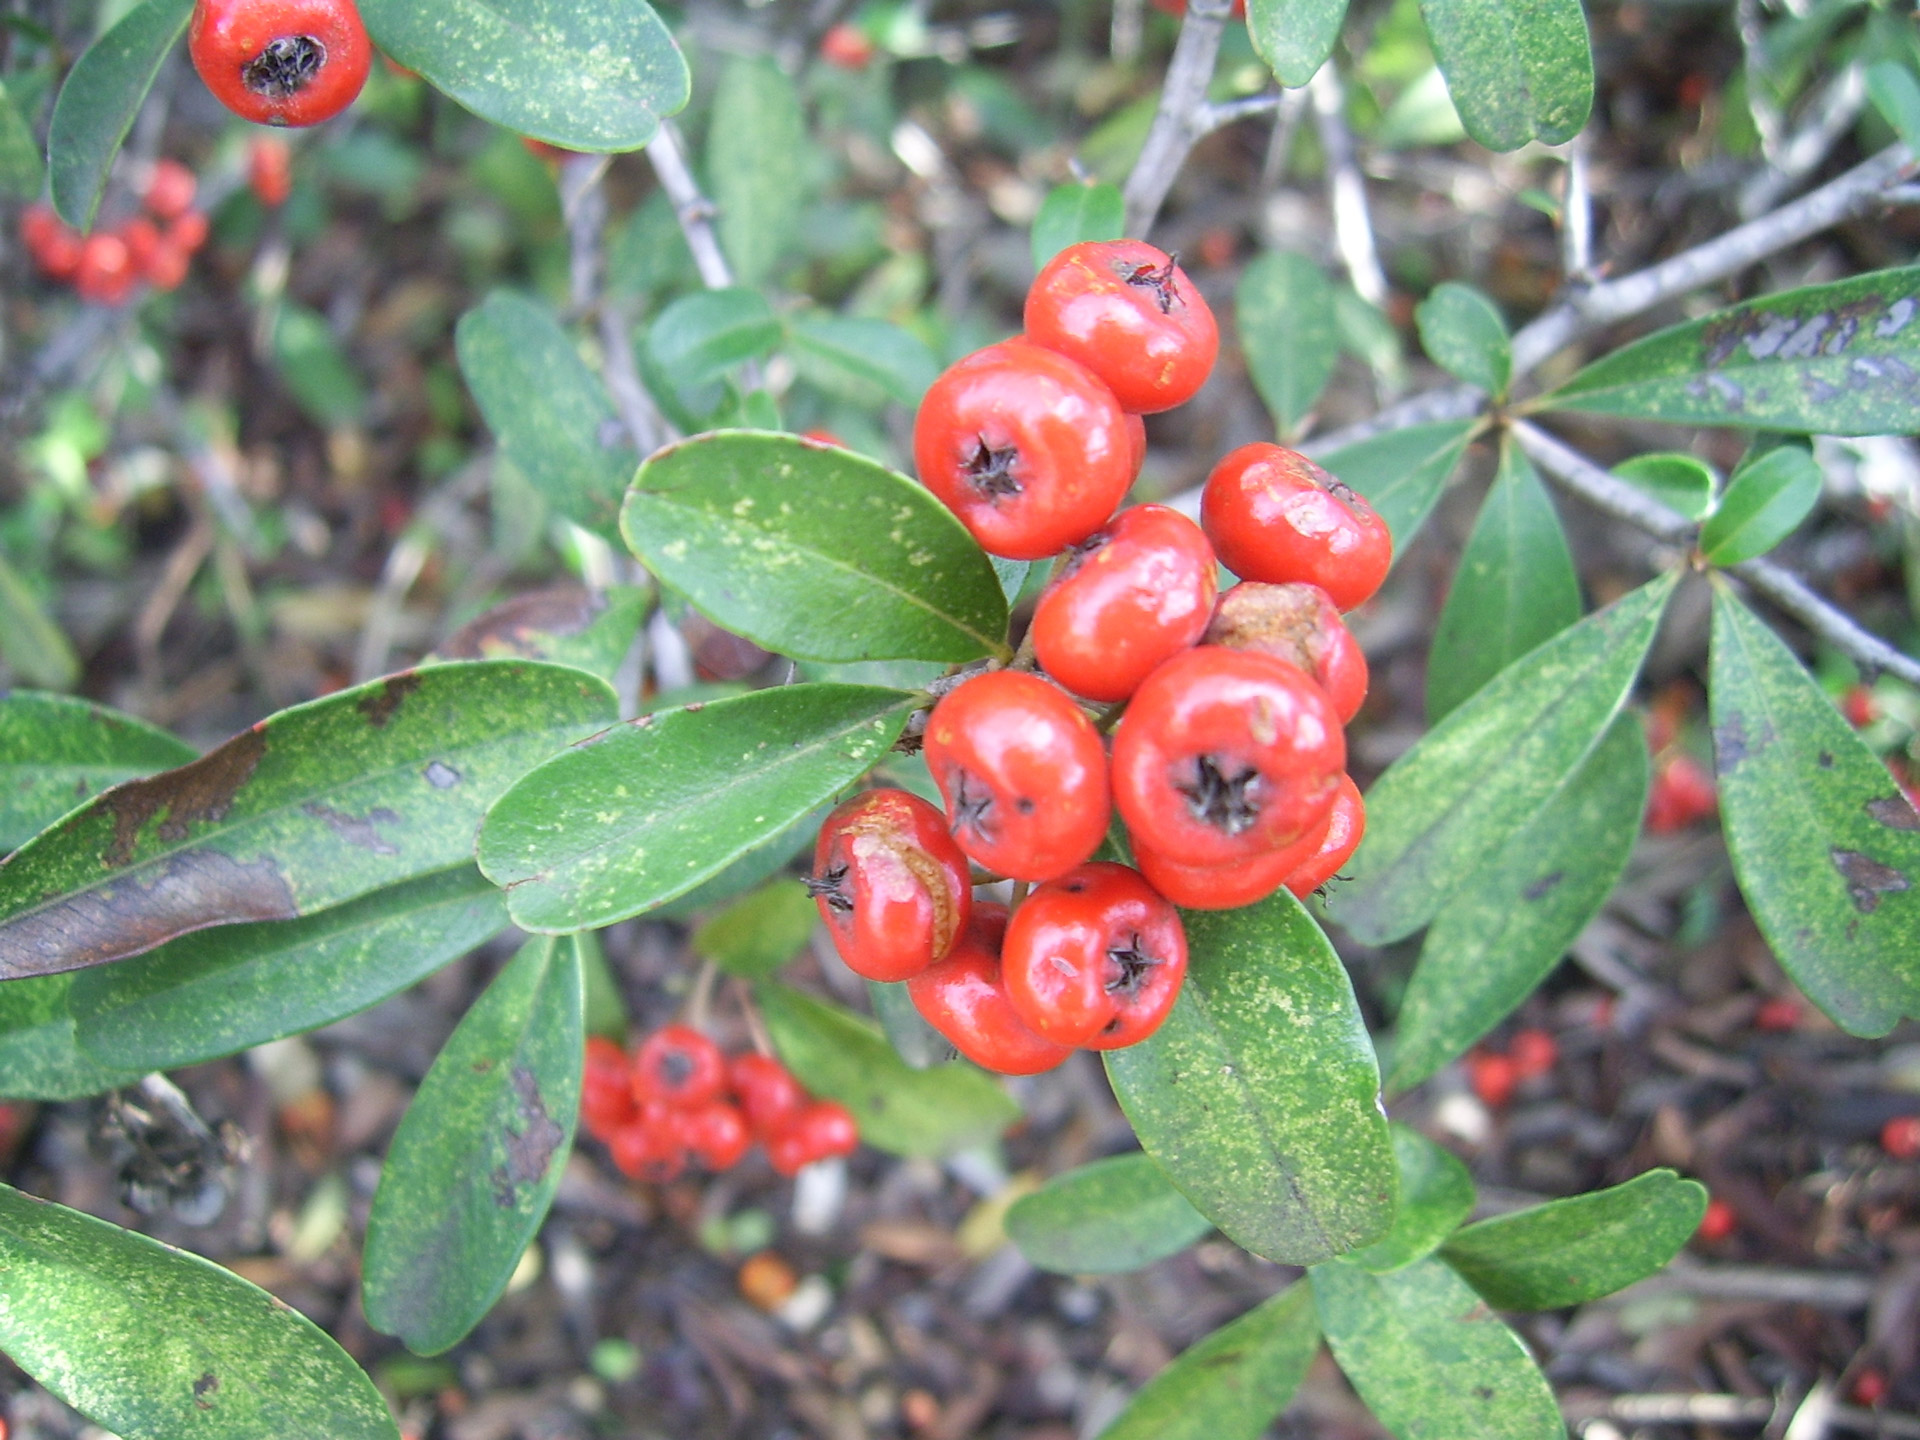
[1465,1050,1518,1108]
[249,136,294,208]
[144,158,198,220]
[1753,996,1801,1031]
[1645,752,1717,833]
[1508,1028,1557,1081]
[1696,1196,1737,1243]
[1881,1114,1920,1160]
[820,22,876,69]
[73,233,135,305]
[168,210,211,254]
[1842,685,1878,728]
[1850,1368,1889,1406]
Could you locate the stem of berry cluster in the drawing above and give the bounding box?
[1120,0,1237,237]
[732,979,777,1057]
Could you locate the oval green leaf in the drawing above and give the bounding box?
[0,663,614,978]
[646,288,782,387]
[1440,1169,1707,1310]
[756,982,1018,1157]
[622,431,1010,663]
[47,0,193,229]
[1248,0,1351,88]
[1311,1255,1563,1440]
[271,304,367,429]
[0,82,43,201]
[363,935,582,1356]
[1327,571,1675,946]
[1867,61,1920,158]
[0,974,146,1100]
[787,314,942,409]
[1348,1125,1475,1274]
[1387,713,1647,1092]
[0,1182,397,1438]
[1545,266,1920,435]
[1418,0,1593,150]
[359,0,688,152]
[1240,251,1339,439]
[0,692,196,852]
[693,878,820,978]
[1426,441,1582,724]
[1698,444,1822,565]
[480,685,912,932]
[70,867,508,1072]
[434,584,649,688]
[707,55,806,285]
[456,292,636,539]
[1709,581,1920,1035]
[1031,181,1125,271]
[1104,891,1395,1266]
[1415,282,1512,399]
[1007,1153,1213,1275]
[1612,452,1716,522]
[1097,1283,1321,1440]
[1318,420,1476,559]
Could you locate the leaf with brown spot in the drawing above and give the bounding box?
[0,692,196,853]
[364,935,583,1356]
[0,662,614,977]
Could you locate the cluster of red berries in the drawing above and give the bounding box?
[189,0,372,128]
[18,161,207,305]
[580,1027,858,1183]
[1463,1027,1557,1109]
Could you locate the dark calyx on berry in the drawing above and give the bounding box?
[1176,754,1263,833]
[244,35,326,97]
[964,437,1023,500]
[657,1048,698,1089]
[1105,933,1161,996]
[1123,255,1182,314]
[948,770,996,837]
[804,864,853,912]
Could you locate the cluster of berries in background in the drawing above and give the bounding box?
[580,1027,858,1184]
[18,161,208,305]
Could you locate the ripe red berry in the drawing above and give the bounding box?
[924,670,1110,883]
[1032,504,1218,703]
[168,211,211,255]
[682,1100,752,1171]
[1465,1049,1518,1109]
[189,0,373,127]
[913,339,1135,560]
[1842,684,1877,728]
[632,1025,727,1108]
[1753,996,1801,1031]
[142,240,192,292]
[820,22,876,69]
[1508,1027,1557,1081]
[1204,581,1369,724]
[1882,1114,1920,1160]
[810,788,972,982]
[1112,646,1344,870]
[1695,1196,1737,1243]
[1024,240,1219,414]
[143,159,198,220]
[1002,862,1188,1049]
[581,1036,637,1140]
[121,218,162,275]
[73,233,135,306]
[610,1108,688,1185]
[1281,772,1365,897]
[1200,444,1393,611]
[1645,752,1717,833]
[727,1053,806,1138]
[1850,1368,1889,1406]
[767,1101,860,1177]
[1131,810,1329,910]
[20,204,82,280]
[249,135,294,207]
[907,903,1073,1075]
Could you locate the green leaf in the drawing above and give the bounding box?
[867,978,950,1069]
[1441,1169,1707,1310]
[1030,181,1125,271]
[707,55,806,286]
[756,982,1018,1156]
[69,868,508,1072]
[1415,283,1512,399]
[1247,0,1351,88]
[0,974,146,1100]
[0,552,79,693]
[1318,421,1475,558]
[1708,581,1920,1035]
[1417,0,1593,150]
[1698,444,1822,565]
[1006,1153,1213,1274]
[621,431,1010,663]
[0,1182,397,1439]
[1867,61,1920,154]
[645,288,782,387]
[654,806,824,921]
[359,0,688,152]
[1239,251,1340,438]
[46,0,192,229]
[1545,267,1920,435]
[0,662,615,977]
[1105,891,1396,1266]
[1311,1256,1563,1440]
[1387,714,1647,1091]
[363,935,582,1356]
[456,292,635,540]
[693,879,819,978]
[1612,453,1716,522]
[787,315,942,409]
[0,692,196,853]
[479,685,912,933]
[0,82,44,199]
[1349,1126,1475,1274]
[1096,1283,1321,1440]
[1427,441,1582,723]
[434,585,648,688]
[271,305,368,429]
[1328,572,1675,946]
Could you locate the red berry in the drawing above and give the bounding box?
[20,204,82,280]
[142,240,192,292]
[120,218,162,274]
[1508,1027,1557,1081]
[1753,996,1801,1031]
[727,1054,806,1138]
[609,1110,688,1184]
[1850,1368,1888,1406]
[1112,646,1345,870]
[632,1025,727,1108]
[767,1101,860,1176]
[189,0,373,127]
[168,211,211,255]
[1281,772,1365,897]
[1131,811,1329,910]
[581,1036,637,1139]
[1645,752,1717,833]
[249,135,294,207]
[73,233,135,305]
[913,339,1135,560]
[1024,240,1219,414]
[1002,862,1188,1050]
[1695,1196,1737,1243]
[1882,1114,1920,1160]
[682,1100,752,1171]
[1204,581,1369,724]
[924,670,1110,883]
[820,22,876,69]
[1465,1050,1518,1109]
[143,159,198,220]
[1842,685,1877,728]
[1200,444,1393,611]
[810,788,972,982]
[1124,413,1147,477]
[907,903,1074,1075]
[1032,504,1218,703]
[799,428,846,447]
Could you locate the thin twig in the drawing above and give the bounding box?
[1562,135,1595,285]
[1192,91,1286,140]
[646,119,736,290]
[1121,0,1236,237]
[558,152,612,318]
[1739,62,1869,219]
[1311,63,1387,305]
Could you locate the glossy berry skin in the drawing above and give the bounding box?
[1205,582,1368,723]
[1282,773,1365,897]
[767,1101,860,1176]
[610,1109,688,1185]
[924,670,1110,882]
[581,1036,637,1139]
[1113,646,1344,869]
[908,903,1073,1075]
[1200,444,1392,611]
[1033,504,1218,703]
[190,0,373,127]
[728,1054,805,1137]
[632,1025,726,1108]
[914,339,1135,560]
[144,160,198,220]
[810,789,972,982]
[1132,807,1331,911]
[73,233,135,306]
[1003,863,1187,1049]
[683,1101,752,1171]
[1025,241,1219,414]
